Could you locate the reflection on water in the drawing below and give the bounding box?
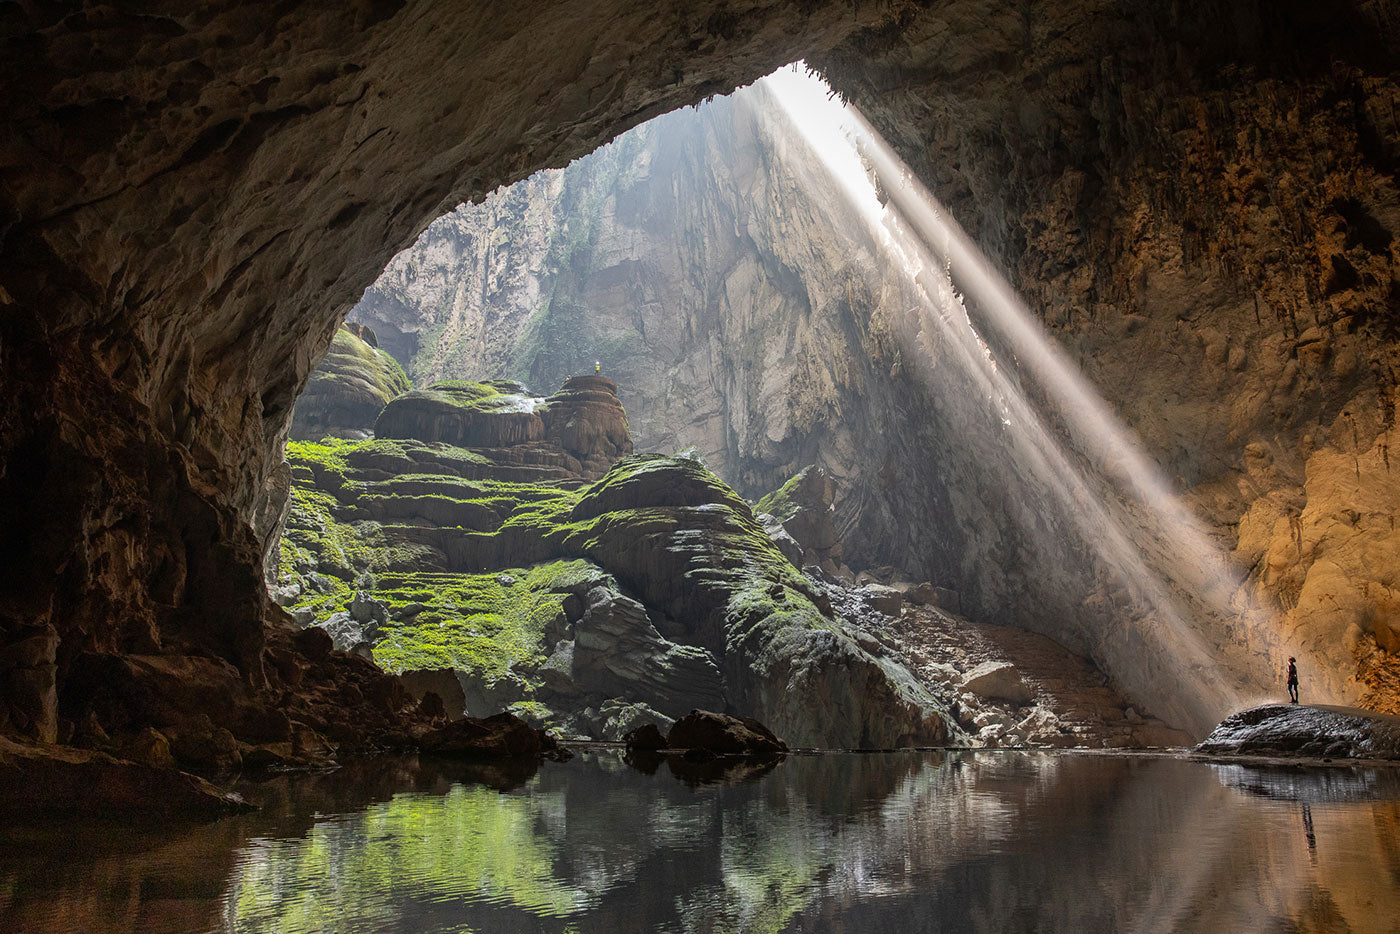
[2,751,1398,933]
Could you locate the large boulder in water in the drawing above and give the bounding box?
[1195,704,1400,761]
[667,710,788,756]
[420,711,560,760]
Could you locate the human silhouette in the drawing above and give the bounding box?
[1286,657,1299,704]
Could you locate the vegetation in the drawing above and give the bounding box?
[754,467,814,523]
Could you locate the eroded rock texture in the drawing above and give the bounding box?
[0,1,891,752]
[816,1,1400,721]
[1,0,1397,757]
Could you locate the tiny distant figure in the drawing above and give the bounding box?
[594,360,601,374]
[1286,657,1299,704]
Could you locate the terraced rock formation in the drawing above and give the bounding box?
[278,377,949,748]
[289,324,410,441]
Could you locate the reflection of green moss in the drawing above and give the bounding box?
[227,783,588,930]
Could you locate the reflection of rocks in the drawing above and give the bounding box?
[1195,704,1400,761]
[1212,762,1400,804]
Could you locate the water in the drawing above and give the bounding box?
[3,750,1398,933]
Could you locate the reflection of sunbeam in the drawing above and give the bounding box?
[758,63,1313,733]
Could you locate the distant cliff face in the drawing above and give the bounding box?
[352,83,941,571]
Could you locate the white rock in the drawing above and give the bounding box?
[961,661,1036,706]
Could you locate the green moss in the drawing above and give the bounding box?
[305,326,411,404]
[365,567,591,680]
[754,467,814,523]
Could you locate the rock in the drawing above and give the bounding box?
[290,324,411,440]
[904,582,961,614]
[624,722,670,751]
[858,584,903,616]
[315,611,364,652]
[169,727,242,776]
[397,669,469,720]
[0,624,59,743]
[570,587,726,718]
[666,710,788,757]
[0,737,252,823]
[420,712,554,760]
[1195,705,1400,761]
[122,727,175,770]
[756,513,805,566]
[754,467,843,568]
[961,661,1036,706]
[348,592,389,626]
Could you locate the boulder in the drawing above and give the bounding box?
[420,712,557,760]
[754,467,842,568]
[289,324,411,440]
[667,710,788,756]
[858,584,904,616]
[570,587,726,717]
[0,736,252,823]
[904,582,961,613]
[961,661,1036,706]
[624,722,670,751]
[1195,705,1400,761]
[756,512,805,566]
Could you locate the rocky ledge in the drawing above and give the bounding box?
[1194,705,1400,762]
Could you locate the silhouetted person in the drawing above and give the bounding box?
[1286,657,1299,704]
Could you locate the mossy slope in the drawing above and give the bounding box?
[278,388,946,747]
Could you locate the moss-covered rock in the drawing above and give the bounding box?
[289,325,411,440]
[277,385,948,747]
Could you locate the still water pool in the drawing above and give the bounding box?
[2,749,1398,933]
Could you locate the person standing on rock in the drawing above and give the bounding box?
[1286,657,1299,704]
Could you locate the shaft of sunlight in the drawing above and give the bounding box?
[760,63,1297,733]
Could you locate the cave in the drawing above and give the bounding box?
[2,1,1399,929]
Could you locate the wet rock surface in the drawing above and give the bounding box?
[666,710,788,757]
[1195,704,1400,761]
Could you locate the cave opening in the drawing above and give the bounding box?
[277,63,1267,747]
[3,4,1400,926]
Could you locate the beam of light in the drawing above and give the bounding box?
[759,63,1305,735]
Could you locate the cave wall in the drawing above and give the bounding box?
[1,0,1397,747]
[816,0,1400,711]
[0,0,892,744]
